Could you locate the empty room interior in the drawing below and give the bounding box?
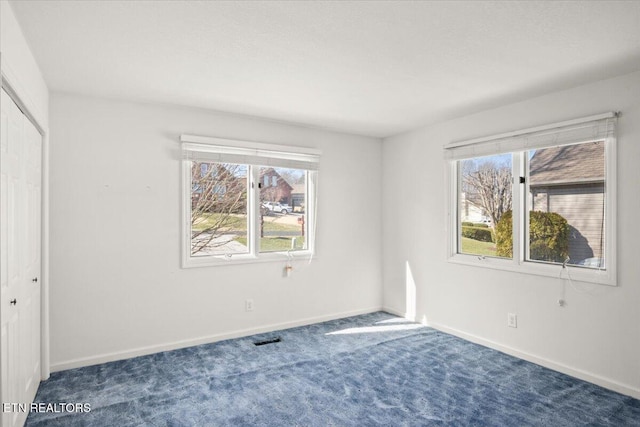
[2,0,640,426]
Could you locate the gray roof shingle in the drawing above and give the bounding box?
[529,141,604,186]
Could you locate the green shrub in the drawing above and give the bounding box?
[462,222,474,227]
[529,211,569,262]
[461,226,493,242]
[473,223,489,228]
[495,211,513,257]
[495,210,569,262]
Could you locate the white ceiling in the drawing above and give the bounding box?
[9,0,640,138]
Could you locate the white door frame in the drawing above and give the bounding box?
[1,75,50,381]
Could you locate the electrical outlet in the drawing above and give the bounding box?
[507,313,517,328]
[245,299,254,312]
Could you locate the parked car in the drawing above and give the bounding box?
[480,217,492,226]
[262,201,292,214]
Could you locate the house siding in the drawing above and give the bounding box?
[460,193,488,223]
[531,183,604,264]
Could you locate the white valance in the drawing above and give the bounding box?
[444,112,618,160]
[181,134,321,171]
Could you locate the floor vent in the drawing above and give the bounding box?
[253,337,282,346]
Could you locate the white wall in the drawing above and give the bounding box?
[382,71,640,398]
[0,1,49,128]
[49,93,383,369]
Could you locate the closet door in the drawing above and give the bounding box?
[21,101,42,410]
[1,88,42,427]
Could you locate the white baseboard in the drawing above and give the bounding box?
[429,321,640,400]
[50,306,383,372]
[381,306,412,320]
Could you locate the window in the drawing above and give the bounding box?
[191,162,248,257]
[446,113,617,285]
[458,153,512,258]
[259,166,308,253]
[181,135,320,267]
[527,142,606,268]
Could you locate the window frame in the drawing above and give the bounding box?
[181,135,319,268]
[446,113,617,286]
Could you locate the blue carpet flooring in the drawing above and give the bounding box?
[27,312,640,426]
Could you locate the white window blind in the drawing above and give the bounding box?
[181,134,321,170]
[444,112,617,160]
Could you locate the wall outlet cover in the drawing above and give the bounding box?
[507,313,517,328]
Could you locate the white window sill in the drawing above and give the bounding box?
[447,253,616,286]
[182,250,315,269]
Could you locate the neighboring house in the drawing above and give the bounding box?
[529,141,605,265]
[259,167,293,205]
[460,192,490,224]
[193,165,295,211]
[191,162,246,212]
[290,183,306,212]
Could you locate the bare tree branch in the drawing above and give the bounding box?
[462,161,512,226]
[190,162,247,255]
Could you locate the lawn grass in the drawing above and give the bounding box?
[260,237,306,252]
[262,221,300,233]
[460,237,497,256]
[192,213,247,232]
[192,213,300,233]
[235,236,306,252]
[194,213,304,252]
